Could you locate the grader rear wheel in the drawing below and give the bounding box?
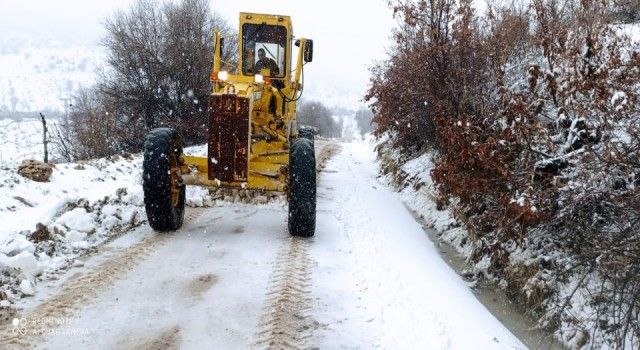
[143,128,186,231]
[298,127,315,145]
[288,138,316,237]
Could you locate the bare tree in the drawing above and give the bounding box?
[100,0,165,130]
[58,0,237,160]
[162,0,237,142]
[297,101,343,139]
[66,88,117,160]
[98,0,237,144]
[50,114,75,162]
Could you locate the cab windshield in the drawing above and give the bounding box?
[242,24,287,78]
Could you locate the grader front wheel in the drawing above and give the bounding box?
[288,138,316,237]
[143,128,186,231]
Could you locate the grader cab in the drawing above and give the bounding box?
[142,13,316,236]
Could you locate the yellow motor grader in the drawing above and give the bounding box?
[142,13,316,236]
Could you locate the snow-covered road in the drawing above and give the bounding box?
[1,142,526,349]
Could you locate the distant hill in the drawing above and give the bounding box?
[0,45,104,114]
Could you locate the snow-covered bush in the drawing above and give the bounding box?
[368,0,640,347]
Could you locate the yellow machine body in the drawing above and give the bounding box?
[180,12,312,192]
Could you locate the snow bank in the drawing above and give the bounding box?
[57,208,96,233]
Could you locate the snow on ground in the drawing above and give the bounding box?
[0,150,147,304]
[616,22,640,44]
[32,201,286,350]
[0,141,526,349]
[0,135,215,307]
[310,142,524,349]
[0,118,52,165]
[374,138,496,279]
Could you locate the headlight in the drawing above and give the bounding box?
[254,74,264,83]
[218,71,229,81]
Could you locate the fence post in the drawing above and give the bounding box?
[39,112,49,163]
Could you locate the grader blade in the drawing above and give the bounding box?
[208,94,250,182]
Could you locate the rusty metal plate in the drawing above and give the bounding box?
[208,94,250,182]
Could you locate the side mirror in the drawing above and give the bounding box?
[304,39,313,63]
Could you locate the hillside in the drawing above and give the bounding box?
[0,45,103,114]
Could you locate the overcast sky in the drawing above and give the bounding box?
[213,1,397,107]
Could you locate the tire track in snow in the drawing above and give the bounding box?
[254,142,340,349]
[0,207,208,349]
[255,237,315,349]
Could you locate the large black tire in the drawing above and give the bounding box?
[288,138,316,237]
[143,128,185,231]
[298,126,315,145]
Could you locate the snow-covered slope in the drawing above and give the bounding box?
[0,46,103,114]
[0,118,50,165]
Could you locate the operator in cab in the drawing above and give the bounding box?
[255,48,280,76]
